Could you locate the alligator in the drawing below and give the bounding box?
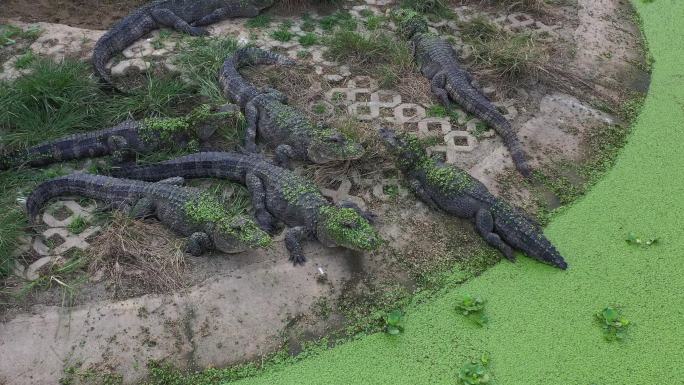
[396,11,532,178]
[93,0,275,91]
[0,104,232,171]
[219,47,365,168]
[111,151,381,264]
[380,128,567,269]
[27,173,271,255]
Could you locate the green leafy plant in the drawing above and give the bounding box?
[458,354,492,384]
[385,309,405,335]
[626,232,658,246]
[298,33,318,47]
[596,307,630,341]
[455,294,488,326]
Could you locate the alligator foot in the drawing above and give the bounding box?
[285,226,307,266]
[187,232,212,256]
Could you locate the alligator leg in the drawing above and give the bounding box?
[156,177,185,186]
[285,226,307,265]
[245,172,278,233]
[190,7,258,27]
[244,102,259,152]
[275,144,295,169]
[129,197,156,219]
[264,89,288,104]
[108,135,135,164]
[409,179,440,210]
[430,71,451,107]
[187,232,212,256]
[475,209,516,262]
[338,201,376,223]
[149,9,209,36]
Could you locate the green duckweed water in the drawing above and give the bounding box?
[229,2,684,384]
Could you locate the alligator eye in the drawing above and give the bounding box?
[342,219,359,229]
[325,134,344,143]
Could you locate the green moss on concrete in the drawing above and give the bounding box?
[227,2,684,384]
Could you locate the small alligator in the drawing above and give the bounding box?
[380,128,567,269]
[0,104,231,170]
[111,152,381,264]
[219,47,365,167]
[397,11,532,177]
[93,0,275,90]
[27,173,271,255]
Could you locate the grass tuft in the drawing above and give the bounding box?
[174,36,239,102]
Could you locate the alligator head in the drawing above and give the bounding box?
[209,215,272,253]
[393,9,429,39]
[308,130,365,163]
[378,128,423,169]
[315,206,381,252]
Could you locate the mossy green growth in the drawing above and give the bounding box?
[282,178,320,204]
[184,193,271,248]
[398,134,474,192]
[318,206,380,251]
[140,104,231,144]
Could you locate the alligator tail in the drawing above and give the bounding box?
[26,174,134,224]
[92,41,118,92]
[493,203,567,269]
[232,47,296,69]
[490,115,532,178]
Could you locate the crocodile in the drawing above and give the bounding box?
[219,47,365,168]
[396,11,532,177]
[111,151,382,264]
[380,128,567,269]
[27,173,271,255]
[0,104,232,171]
[93,0,275,91]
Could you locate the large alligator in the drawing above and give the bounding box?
[111,152,381,264]
[380,129,567,269]
[397,11,532,177]
[0,104,231,170]
[27,173,271,255]
[93,0,275,90]
[219,47,365,168]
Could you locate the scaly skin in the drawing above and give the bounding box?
[380,129,567,270]
[93,0,275,90]
[399,14,532,178]
[27,173,270,255]
[0,104,230,171]
[111,152,382,264]
[219,47,365,167]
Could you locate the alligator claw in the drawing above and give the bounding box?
[289,253,307,266]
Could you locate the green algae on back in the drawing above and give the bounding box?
[318,206,380,251]
[184,192,271,248]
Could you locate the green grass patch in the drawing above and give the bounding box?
[245,14,272,29]
[13,51,35,69]
[174,36,239,102]
[324,30,413,69]
[298,32,317,47]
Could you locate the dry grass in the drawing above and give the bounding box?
[89,212,186,297]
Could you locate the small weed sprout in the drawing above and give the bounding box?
[626,232,658,246]
[455,294,488,326]
[312,102,328,115]
[298,33,318,47]
[596,307,630,341]
[67,215,88,235]
[385,309,405,335]
[270,23,294,42]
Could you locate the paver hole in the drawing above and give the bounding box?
[355,92,371,102]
